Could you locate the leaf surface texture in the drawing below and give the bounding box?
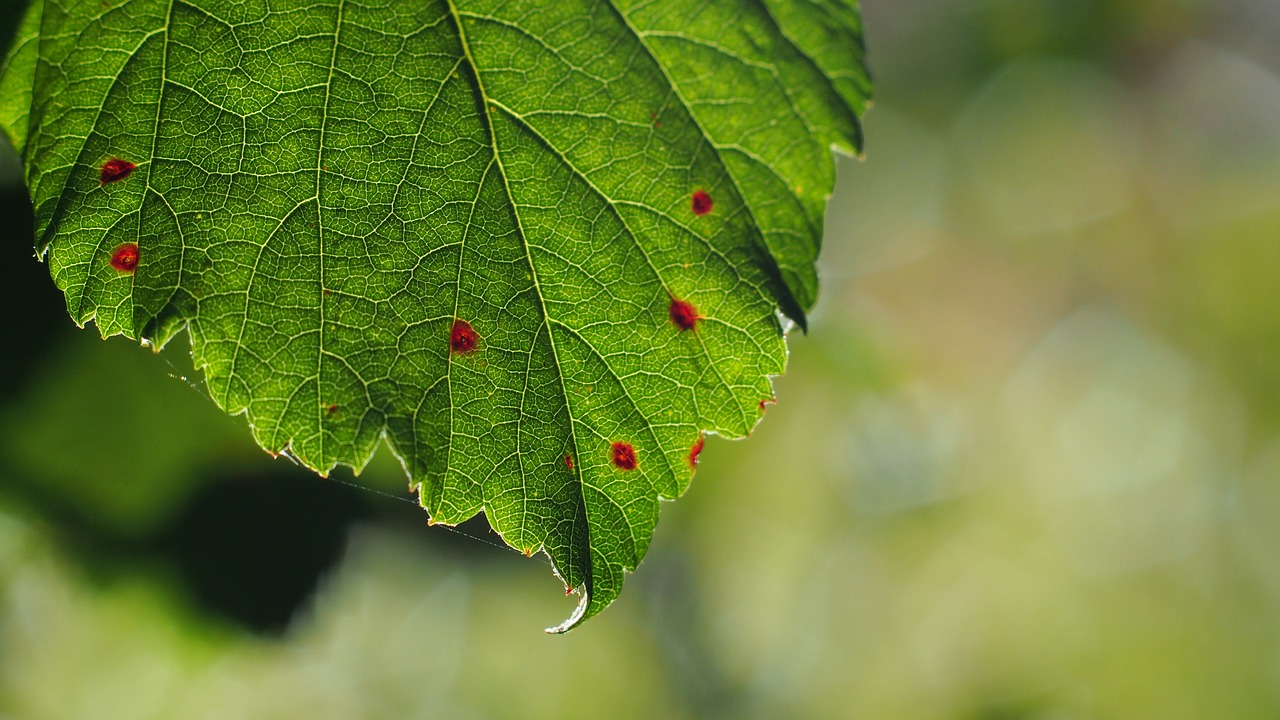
[0,0,869,628]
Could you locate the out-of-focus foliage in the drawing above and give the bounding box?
[3,0,1280,717]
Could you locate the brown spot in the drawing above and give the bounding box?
[100,158,136,184]
[689,434,705,468]
[691,189,713,216]
[450,319,478,355]
[759,398,777,413]
[109,243,139,272]
[668,297,699,332]
[611,442,637,471]
[323,288,333,296]
[564,454,575,471]
[326,404,339,416]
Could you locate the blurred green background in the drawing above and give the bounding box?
[3,0,1280,717]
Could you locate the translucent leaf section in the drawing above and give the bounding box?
[0,0,868,629]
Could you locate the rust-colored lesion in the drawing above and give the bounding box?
[100,158,136,184]
[450,318,479,355]
[610,442,637,470]
[109,243,139,272]
[691,189,713,216]
[668,297,699,331]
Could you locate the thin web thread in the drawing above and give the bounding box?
[156,355,544,563]
[326,476,542,562]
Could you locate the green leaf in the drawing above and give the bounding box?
[0,0,868,630]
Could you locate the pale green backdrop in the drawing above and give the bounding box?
[3,0,1280,717]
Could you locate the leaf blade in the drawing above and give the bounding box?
[1,0,868,629]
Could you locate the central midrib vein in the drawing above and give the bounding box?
[442,0,595,603]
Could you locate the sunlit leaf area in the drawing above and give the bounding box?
[0,0,872,627]
[3,0,1280,717]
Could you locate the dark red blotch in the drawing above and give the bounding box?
[669,297,699,332]
[691,189,713,216]
[611,442,637,471]
[689,434,705,468]
[100,158,135,184]
[564,455,575,470]
[109,243,139,272]
[450,319,478,355]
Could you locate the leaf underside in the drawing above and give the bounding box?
[0,0,868,630]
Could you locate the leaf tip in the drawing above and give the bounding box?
[545,585,590,635]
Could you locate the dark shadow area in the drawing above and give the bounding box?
[156,470,373,634]
[0,150,71,406]
[4,454,520,635]
[155,469,514,634]
[0,1,30,63]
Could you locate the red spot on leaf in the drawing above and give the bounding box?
[326,404,339,416]
[759,398,776,413]
[669,297,699,332]
[109,243,139,272]
[450,319,478,355]
[691,189,714,216]
[565,455,574,470]
[323,288,333,296]
[611,442,637,471]
[100,158,135,184]
[689,434,705,468]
